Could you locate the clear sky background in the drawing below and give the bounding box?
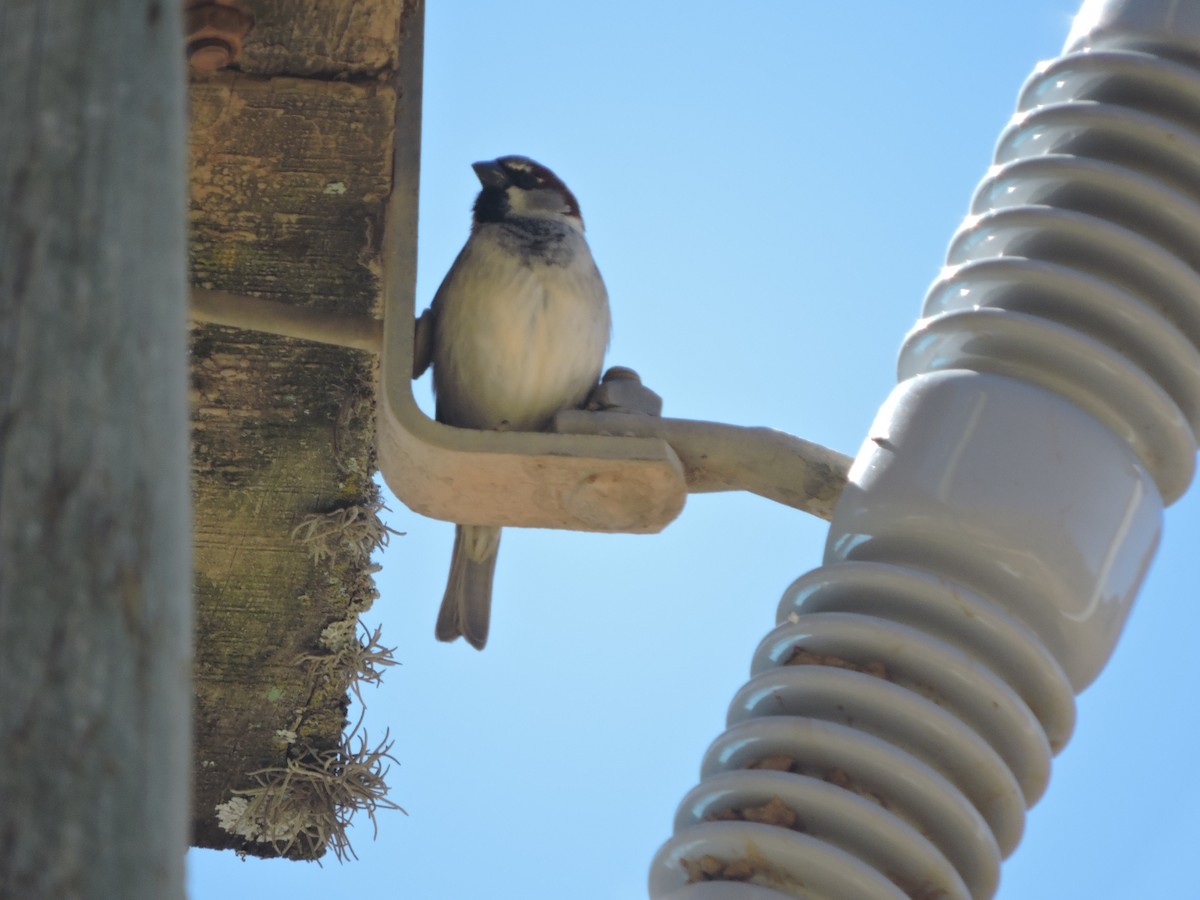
[189,2,1200,897]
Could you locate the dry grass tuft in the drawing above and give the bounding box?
[215,722,405,862]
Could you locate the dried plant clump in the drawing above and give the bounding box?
[219,485,402,861]
[215,617,401,861]
[300,619,397,705]
[214,724,406,862]
[291,496,402,564]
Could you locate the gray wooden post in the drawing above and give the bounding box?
[0,2,191,898]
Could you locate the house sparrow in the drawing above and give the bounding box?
[422,155,611,649]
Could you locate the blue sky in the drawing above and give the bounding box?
[189,2,1200,897]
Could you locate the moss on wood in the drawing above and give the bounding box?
[187,9,408,856]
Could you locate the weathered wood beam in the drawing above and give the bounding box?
[187,0,417,859]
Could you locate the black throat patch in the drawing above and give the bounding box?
[496,217,576,267]
[472,186,509,225]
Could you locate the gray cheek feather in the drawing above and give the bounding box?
[507,185,568,218]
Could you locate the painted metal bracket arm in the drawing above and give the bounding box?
[557,368,852,521]
[189,287,384,353]
[188,288,851,522]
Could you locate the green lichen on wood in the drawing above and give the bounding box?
[190,339,385,856]
[188,53,401,859]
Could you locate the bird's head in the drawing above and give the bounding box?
[470,156,584,231]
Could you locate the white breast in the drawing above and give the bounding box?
[431,223,612,432]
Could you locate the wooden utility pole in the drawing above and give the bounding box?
[0,2,192,898]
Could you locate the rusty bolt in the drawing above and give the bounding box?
[185,1,254,72]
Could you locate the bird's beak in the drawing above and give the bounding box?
[471,159,508,189]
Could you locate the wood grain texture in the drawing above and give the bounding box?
[187,51,401,856]
[237,0,406,77]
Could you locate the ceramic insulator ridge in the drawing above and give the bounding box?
[649,11,1200,900]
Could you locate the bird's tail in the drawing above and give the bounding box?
[435,524,501,650]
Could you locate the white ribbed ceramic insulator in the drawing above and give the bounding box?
[649,2,1200,898]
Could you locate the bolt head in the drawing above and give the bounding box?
[188,38,234,72]
[185,2,253,72]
